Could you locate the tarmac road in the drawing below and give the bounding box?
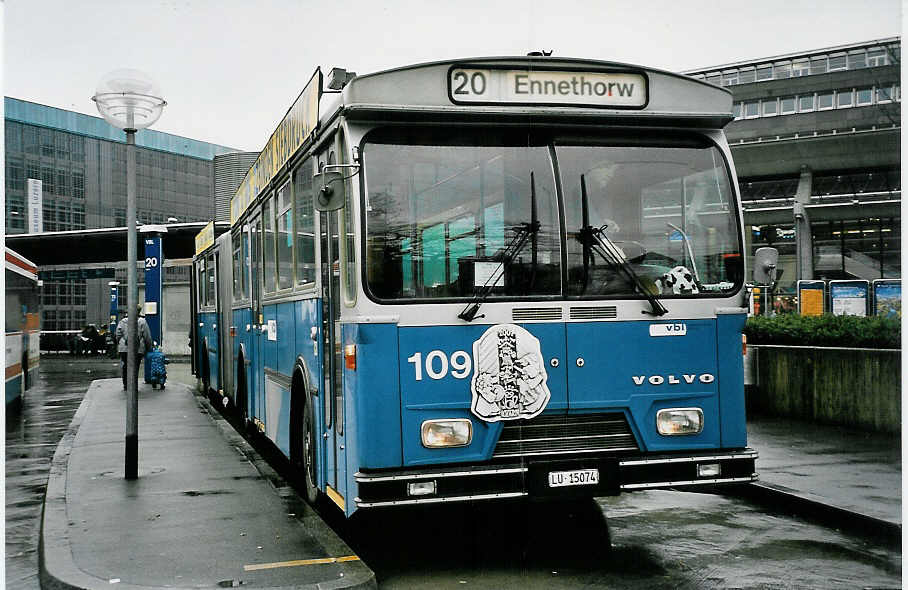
[7,357,902,590]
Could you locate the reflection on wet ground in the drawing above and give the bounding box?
[5,356,119,589]
[7,358,903,590]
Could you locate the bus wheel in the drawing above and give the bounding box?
[201,345,211,396]
[291,389,319,505]
[300,401,319,504]
[236,356,248,423]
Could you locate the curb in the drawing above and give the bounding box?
[724,481,901,548]
[39,379,376,590]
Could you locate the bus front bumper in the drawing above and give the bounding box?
[354,448,758,508]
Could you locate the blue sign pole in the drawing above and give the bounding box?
[143,233,163,345]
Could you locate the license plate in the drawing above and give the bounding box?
[548,468,599,488]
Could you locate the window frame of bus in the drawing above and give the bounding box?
[263,192,278,295]
[231,226,250,304]
[357,128,744,304]
[275,179,294,292]
[338,128,357,307]
[292,156,317,290]
[205,251,217,309]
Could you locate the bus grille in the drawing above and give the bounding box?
[570,306,617,319]
[492,413,638,458]
[512,307,563,321]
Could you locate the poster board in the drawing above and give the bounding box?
[797,280,825,316]
[872,279,901,319]
[829,280,869,317]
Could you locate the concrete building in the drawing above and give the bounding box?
[685,37,901,304]
[3,97,249,336]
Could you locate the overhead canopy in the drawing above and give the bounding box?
[6,222,231,266]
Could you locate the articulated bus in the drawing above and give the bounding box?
[6,248,41,405]
[193,56,757,518]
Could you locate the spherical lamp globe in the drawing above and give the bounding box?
[92,68,166,130]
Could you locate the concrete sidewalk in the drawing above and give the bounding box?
[743,416,901,538]
[40,378,375,590]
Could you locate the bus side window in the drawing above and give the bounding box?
[293,157,316,287]
[338,131,357,306]
[263,194,277,294]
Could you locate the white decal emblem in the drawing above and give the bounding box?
[470,324,551,422]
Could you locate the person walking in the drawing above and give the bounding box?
[116,304,152,391]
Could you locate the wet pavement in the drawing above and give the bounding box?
[6,356,120,589]
[8,357,904,589]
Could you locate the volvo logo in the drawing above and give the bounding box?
[632,373,715,386]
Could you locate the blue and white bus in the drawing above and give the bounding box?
[193,56,756,517]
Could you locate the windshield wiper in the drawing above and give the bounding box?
[579,174,668,317]
[458,172,540,322]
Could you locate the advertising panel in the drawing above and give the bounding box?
[27,179,43,233]
[872,279,901,319]
[797,280,825,316]
[829,280,869,317]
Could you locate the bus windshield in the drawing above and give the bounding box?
[363,131,742,302]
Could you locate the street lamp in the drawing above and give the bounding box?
[92,69,165,480]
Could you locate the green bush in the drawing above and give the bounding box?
[744,314,901,349]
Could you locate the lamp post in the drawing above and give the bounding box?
[93,69,165,480]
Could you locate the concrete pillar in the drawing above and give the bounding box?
[794,166,813,281]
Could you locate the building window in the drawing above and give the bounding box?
[791,59,810,76]
[72,170,84,199]
[72,203,85,229]
[837,89,853,108]
[71,137,84,162]
[867,48,887,66]
[780,96,796,114]
[55,132,69,160]
[738,67,756,84]
[6,121,22,153]
[56,168,70,196]
[773,61,791,79]
[755,65,773,81]
[856,87,873,105]
[798,94,815,112]
[827,54,847,71]
[848,50,867,69]
[817,92,834,110]
[762,98,778,116]
[26,161,40,183]
[6,159,24,191]
[744,101,759,118]
[876,85,893,103]
[43,202,56,231]
[706,72,721,85]
[113,208,126,226]
[58,203,71,229]
[41,165,55,194]
[809,56,827,75]
[722,70,738,86]
[733,102,742,120]
[40,129,54,157]
[23,126,39,155]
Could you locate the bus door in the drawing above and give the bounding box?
[250,214,265,424]
[319,206,345,508]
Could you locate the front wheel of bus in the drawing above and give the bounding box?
[300,401,319,505]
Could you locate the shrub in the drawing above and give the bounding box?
[744,314,901,349]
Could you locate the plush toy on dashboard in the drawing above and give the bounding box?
[656,265,699,294]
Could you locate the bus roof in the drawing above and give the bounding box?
[340,56,733,127]
[6,247,38,281]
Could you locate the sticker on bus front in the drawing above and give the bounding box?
[470,324,551,422]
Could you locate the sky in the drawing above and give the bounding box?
[3,0,902,152]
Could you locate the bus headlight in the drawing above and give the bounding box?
[421,419,473,448]
[656,408,703,436]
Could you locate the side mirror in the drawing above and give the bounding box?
[313,171,345,211]
[753,246,779,285]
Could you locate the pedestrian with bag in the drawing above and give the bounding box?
[115,304,152,391]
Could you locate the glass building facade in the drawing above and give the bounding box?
[686,38,901,307]
[4,97,242,333]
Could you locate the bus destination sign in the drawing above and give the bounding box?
[448,68,647,108]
